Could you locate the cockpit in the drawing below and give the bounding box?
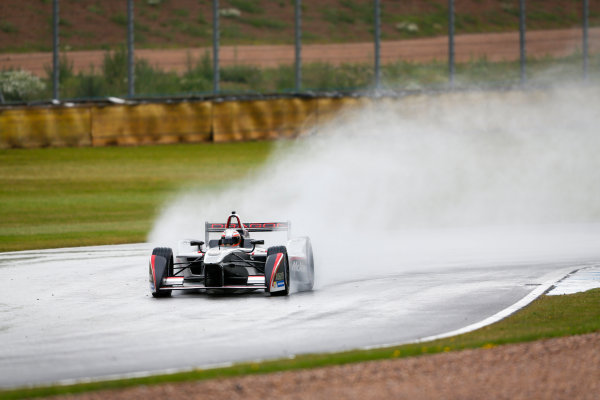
[208,211,253,248]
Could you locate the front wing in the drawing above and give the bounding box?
[158,275,267,291]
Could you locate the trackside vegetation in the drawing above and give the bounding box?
[0,142,274,252]
[3,51,600,102]
[1,289,598,399]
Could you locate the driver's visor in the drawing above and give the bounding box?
[222,236,240,246]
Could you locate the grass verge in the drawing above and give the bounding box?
[0,142,274,252]
[1,288,598,399]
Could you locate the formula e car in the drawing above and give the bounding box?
[149,212,314,297]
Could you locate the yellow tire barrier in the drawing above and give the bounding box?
[315,97,372,127]
[212,97,318,142]
[1,95,401,149]
[91,102,212,146]
[0,106,91,149]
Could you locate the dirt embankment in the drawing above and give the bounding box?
[2,0,597,53]
[49,332,600,400]
[1,27,599,77]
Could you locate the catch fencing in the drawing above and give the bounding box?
[0,0,598,105]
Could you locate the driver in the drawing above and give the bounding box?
[221,228,241,247]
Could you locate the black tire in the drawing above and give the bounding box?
[266,246,289,296]
[150,247,173,298]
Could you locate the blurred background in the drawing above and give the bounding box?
[0,0,598,103]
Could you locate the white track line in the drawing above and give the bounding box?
[39,266,582,389]
[368,266,581,348]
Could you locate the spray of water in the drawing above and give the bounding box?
[149,85,600,287]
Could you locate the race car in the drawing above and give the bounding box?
[148,211,314,298]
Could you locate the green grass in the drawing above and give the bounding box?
[86,4,104,16]
[172,8,189,18]
[58,17,72,28]
[110,13,128,27]
[1,288,598,399]
[0,21,18,34]
[0,142,274,252]
[228,0,264,15]
[322,8,356,25]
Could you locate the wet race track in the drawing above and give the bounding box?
[3,85,600,390]
[1,241,599,388]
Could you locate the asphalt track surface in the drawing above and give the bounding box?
[0,243,598,389]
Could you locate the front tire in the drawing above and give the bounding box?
[150,247,173,298]
[265,246,289,296]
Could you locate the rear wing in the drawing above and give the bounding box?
[205,221,291,243]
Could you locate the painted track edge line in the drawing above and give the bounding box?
[363,266,583,350]
[20,266,580,390]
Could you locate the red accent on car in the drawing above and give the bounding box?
[269,253,283,289]
[226,214,243,229]
[150,255,157,289]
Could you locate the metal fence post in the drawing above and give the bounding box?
[374,0,381,90]
[127,0,135,98]
[52,0,59,101]
[448,0,455,89]
[519,0,526,86]
[583,0,589,81]
[212,0,220,95]
[294,0,302,92]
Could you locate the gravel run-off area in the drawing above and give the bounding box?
[50,332,600,400]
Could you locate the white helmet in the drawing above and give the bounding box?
[221,228,241,247]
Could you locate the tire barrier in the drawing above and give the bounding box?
[0,106,91,148]
[212,97,318,142]
[90,102,212,147]
[0,91,541,149]
[315,96,373,128]
[1,97,323,148]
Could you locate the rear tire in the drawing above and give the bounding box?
[300,238,315,291]
[266,246,289,296]
[150,247,173,298]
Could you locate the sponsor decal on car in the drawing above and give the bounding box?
[269,253,284,289]
[291,259,305,272]
[276,280,285,288]
[208,222,289,231]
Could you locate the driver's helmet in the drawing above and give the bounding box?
[221,228,241,247]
